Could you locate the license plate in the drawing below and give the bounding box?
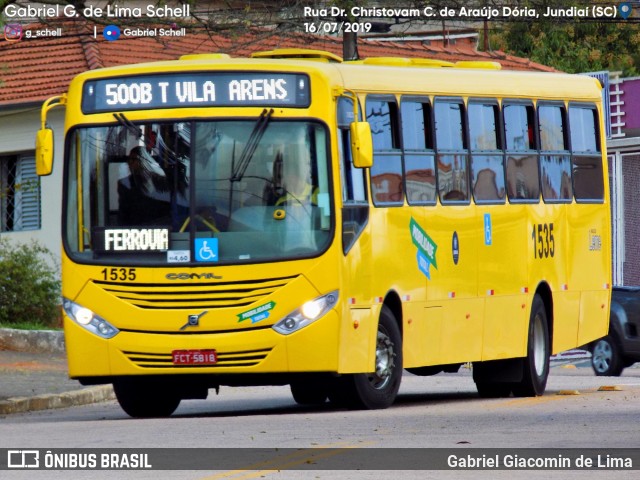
[172,349,217,365]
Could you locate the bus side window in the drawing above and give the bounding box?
[337,97,368,254]
[569,105,604,202]
[367,96,403,206]
[400,98,436,205]
[468,101,505,203]
[504,102,540,202]
[539,104,572,203]
[434,98,469,203]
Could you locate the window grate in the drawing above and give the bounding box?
[1,154,41,232]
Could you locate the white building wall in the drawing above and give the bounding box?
[0,107,65,260]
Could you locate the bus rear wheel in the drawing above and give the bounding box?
[511,295,550,397]
[113,377,181,418]
[475,382,512,398]
[329,305,402,409]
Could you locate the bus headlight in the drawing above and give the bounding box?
[273,290,338,335]
[63,298,119,339]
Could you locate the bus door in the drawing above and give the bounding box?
[337,97,373,373]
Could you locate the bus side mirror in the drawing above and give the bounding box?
[35,128,54,176]
[350,122,373,169]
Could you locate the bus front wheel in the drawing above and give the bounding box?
[290,380,328,405]
[330,305,403,409]
[113,377,181,418]
[511,295,550,397]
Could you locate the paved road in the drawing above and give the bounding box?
[2,362,639,480]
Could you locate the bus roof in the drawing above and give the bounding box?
[71,49,602,104]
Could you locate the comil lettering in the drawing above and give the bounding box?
[229,78,288,101]
[104,228,169,252]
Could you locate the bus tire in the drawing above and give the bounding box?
[475,382,512,398]
[113,377,181,418]
[511,295,550,397]
[290,381,328,405]
[330,306,402,409]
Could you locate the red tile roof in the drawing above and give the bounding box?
[0,21,557,107]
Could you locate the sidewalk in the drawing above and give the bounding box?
[0,328,114,415]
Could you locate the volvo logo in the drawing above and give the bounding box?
[180,310,209,330]
[166,272,222,280]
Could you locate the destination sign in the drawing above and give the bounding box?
[81,72,310,113]
[93,227,169,253]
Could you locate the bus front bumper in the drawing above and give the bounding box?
[63,310,341,379]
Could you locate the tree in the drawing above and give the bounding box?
[0,238,61,327]
[489,1,640,75]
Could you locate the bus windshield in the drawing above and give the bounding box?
[64,119,332,265]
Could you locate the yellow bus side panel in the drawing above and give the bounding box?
[426,205,478,303]
[338,307,376,373]
[567,204,611,347]
[440,298,484,364]
[482,296,528,360]
[551,291,580,354]
[578,291,610,347]
[478,204,529,360]
[423,205,482,364]
[477,205,529,298]
[566,205,609,291]
[403,304,441,368]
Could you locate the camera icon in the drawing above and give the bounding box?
[7,450,40,468]
[4,24,23,42]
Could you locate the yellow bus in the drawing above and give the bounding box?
[36,49,611,417]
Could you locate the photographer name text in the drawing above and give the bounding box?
[3,4,190,19]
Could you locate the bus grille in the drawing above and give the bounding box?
[122,348,272,369]
[93,275,297,310]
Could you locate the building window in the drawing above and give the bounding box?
[0,154,41,232]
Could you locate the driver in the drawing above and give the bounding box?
[274,158,318,207]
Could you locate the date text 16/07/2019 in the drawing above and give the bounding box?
[303,22,371,34]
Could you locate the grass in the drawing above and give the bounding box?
[0,318,62,331]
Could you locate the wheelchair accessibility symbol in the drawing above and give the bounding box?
[195,238,219,262]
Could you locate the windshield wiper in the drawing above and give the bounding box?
[230,108,274,182]
[113,112,142,138]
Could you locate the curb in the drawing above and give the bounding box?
[0,328,65,354]
[0,328,116,415]
[0,385,115,415]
